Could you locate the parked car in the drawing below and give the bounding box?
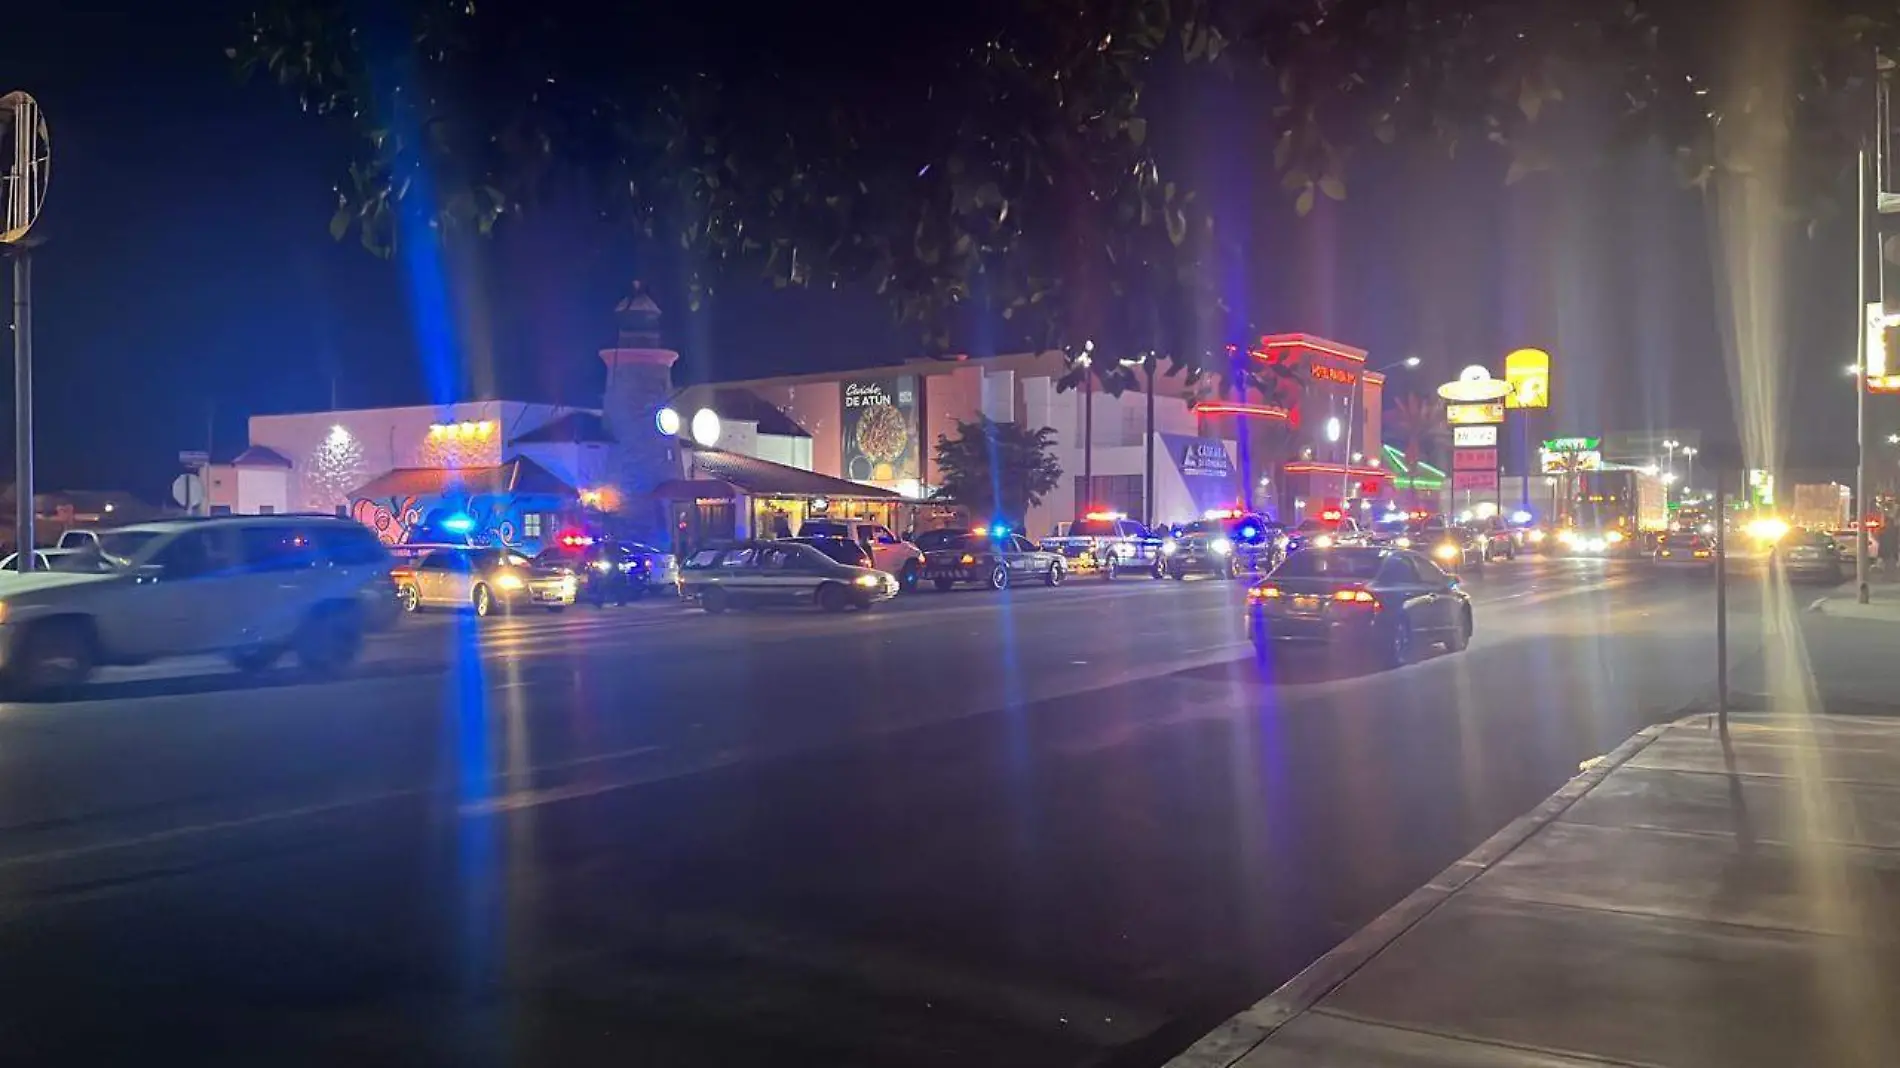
[0,515,396,696]
[1161,514,1282,580]
[0,548,114,574]
[921,530,1066,590]
[799,518,924,592]
[394,546,577,617]
[1041,512,1164,579]
[532,538,649,606]
[681,540,898,613]
[1776,529,1847,584]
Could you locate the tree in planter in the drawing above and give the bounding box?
[933,418,1063,529]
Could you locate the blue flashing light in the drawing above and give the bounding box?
[441,513,476,534]
[1510,509,1534,525]
[991,524,1011,539]
[1239,524,1260,540]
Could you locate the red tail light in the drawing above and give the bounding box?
[1248,585,1282,602]
[1332,588,1376,604]
[390,568,415,581]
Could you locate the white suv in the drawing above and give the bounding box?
[0,515,396,695]
[797,518,924,592]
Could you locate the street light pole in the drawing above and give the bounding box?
[1339,356,1418,508]
[1859,141,1872,603]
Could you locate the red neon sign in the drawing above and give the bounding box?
[1254,333,1369,364]
[1310,364,1358,386]
[1193,402,1290,420]
[1281,461,1392,478]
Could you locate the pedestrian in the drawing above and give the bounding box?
[1881,511,1899,581]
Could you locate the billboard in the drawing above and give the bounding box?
[1446,402,1505,425]
[1453,469,1500,491]
[1453,448,1498,470]
[841,375,921,484]
[1504,348,1551,409]
[1453,425,1498,448]
[1540,449,1602,473]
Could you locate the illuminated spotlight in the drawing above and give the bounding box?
[327,424,352,446]
[690,408,722,447]
[656,406,681,436]
[1325,416,1342,443]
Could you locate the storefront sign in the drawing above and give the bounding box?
[1542,436,1599,452]
[1453,425,1497,448]
[1453,469,1500,491]
[1504,348,1551,409]
[841,375,920,484]
[1437,366,1511,403]
[1446,402,1505,425]
[1453,448,1498,471]
[1180,440,1234,478]
[1540,449,1601,473]
[1310,364,1357,386]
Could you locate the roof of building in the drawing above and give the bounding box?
[230,445,294,468]
[658,446,905,501]
[705,389,812,438]
[347,456,575,500]
[508,410,617,445]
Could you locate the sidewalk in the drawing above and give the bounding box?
[1166,713,1900,1068]
[1812,578,1900,623]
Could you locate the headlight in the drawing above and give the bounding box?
[1529,530,1546,543]
[1557,530,1576,546]
[1606,530,1625,544]
[1162,539,1179,556]
[591,560,613,572]
[1586,538,1607,552]
[1746,517,1789,543]
[1113,543,1135,558]
[854,574,880,587]
[1395,536,1412,549]
[495,572,526,590]
[1313,534,1334,548]
[1209,537,1233,555]
[559,576,576,593]
[1434,543,1458,562]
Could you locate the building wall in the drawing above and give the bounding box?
[247,402,574,514]
[236,468,290,514]
[511,441,613,493]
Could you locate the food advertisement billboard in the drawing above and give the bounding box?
[841,375,921,484]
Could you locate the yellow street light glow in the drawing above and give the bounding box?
[1746,517,1790,543]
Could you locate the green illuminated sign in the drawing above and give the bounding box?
[1543,437,1600,453]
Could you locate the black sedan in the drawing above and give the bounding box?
[1776,529,1848,584]
[1245,546,1473,667]
[921,531,1065,590]
[532,540,649,605]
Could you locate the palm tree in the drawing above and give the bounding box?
[1385,393,1448,469]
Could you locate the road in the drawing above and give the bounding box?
[0,555,1833,1066]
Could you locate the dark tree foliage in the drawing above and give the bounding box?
[234,0,1900,381]
[932,416,1065,524]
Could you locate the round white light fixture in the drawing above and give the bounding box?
[655,406,681,436]
[1324,416,1342,443]
[690,408,722,447]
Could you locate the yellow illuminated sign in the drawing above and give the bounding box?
[1446,402,1505,425]
[1866,303,1900,393]
[1504,348,1551,409]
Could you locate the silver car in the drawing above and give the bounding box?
[680,541,898,613]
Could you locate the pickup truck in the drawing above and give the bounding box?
[1041,513,1165,580]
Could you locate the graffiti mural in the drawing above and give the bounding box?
[351,495,423,546]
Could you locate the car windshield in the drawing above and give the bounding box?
[95,530,160,564]
[1275,548,1384,579]
[800,521,851,539]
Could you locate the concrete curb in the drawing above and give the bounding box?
[1160,718,1676,1068]
[1809,595,1900,623]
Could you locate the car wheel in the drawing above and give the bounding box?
[1383,614,1414,669]
[546,605,566,614]
[899,561,920,593]
[1045,561,1064,587]
[1170,565,1186,581]
[989,563,1011,590]
[229,643,282,674]
[1449,607,1472,652]
[700,587,730,614]
[1152,560,1166,580]
[933,578,955,592]
[472,583,496,618]
[13,618,96,697]
[818,583,851,612]
[295,602,363,674]
[398,584,422,614]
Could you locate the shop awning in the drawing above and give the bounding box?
[665,446,907,501]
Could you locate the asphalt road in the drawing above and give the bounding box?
[0,555,1839,1066]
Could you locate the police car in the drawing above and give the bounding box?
[1162,510,1283,580]
[1041,512,1164,580]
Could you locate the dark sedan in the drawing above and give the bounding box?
[1161,515,1282,580]
[1776,529,1847,584]
[532,540,650,605]
[921,531,1065,590]
[1245,546,1473,667]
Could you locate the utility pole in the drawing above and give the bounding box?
[1079,342,1095,516]
[2,93,49,569]
[1144,354,1156,524]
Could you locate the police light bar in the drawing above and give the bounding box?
[1084,510,1126,521]
[1203,508,1241,520]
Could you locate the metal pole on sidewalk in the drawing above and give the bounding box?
[1715,468,1729,736]
[10,248,30,568]
[1859,142,1872,603]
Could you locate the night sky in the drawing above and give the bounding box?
[2,4,1871,499]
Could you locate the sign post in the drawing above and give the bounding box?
[3,92,50,567]
[1438,367,1510,518]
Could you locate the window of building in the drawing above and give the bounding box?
[1073,475,1144,521]
[259,505,275,515]
[522,512,544,539]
